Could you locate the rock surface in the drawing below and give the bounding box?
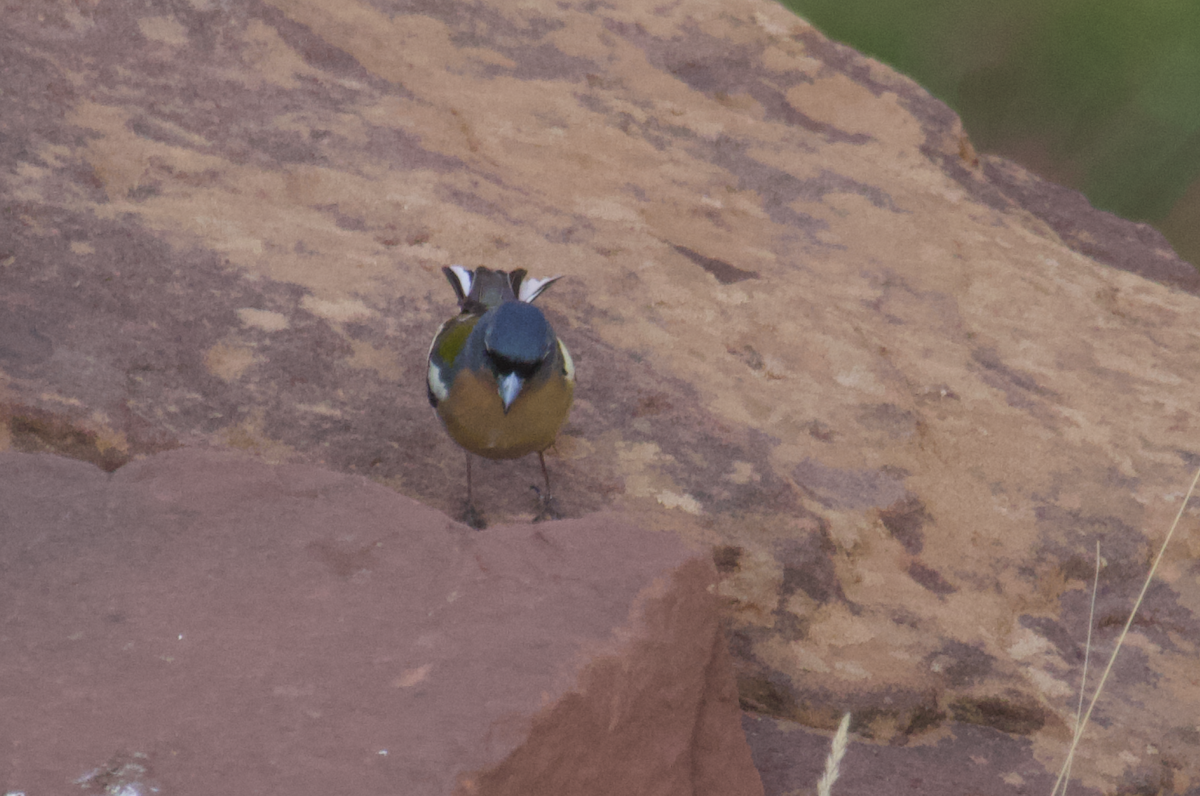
[0,448,759,795]
[4,0,1200,793]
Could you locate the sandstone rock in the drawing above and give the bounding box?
[0,448,760,795]
[4,0,1200,793]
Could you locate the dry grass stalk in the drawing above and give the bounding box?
[1050,466,1200,796]
[1060,540,1101,796]
[816,712,852,796]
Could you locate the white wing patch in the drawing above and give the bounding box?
[447,264,474,297]
[427,359,449,403]
[518,275,563,303]
[559,339,575,383]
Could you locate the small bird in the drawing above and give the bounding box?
[427,264,575,528]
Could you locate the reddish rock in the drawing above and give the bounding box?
[0,449,761,796]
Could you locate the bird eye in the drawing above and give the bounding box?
[489,352,538,379]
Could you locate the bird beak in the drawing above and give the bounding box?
[497,372,524,413]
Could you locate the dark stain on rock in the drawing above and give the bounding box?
[1174,725,1200,747]
[776,530,845,605]
[929,640,995,688]
[727,344,764,371]
[670,243,758,284]
[369,3,588,82]
[702,135,830,235]
[724,626,760,663]
[809,167,901,212]
[482,41,597,82]
[973,346,1057,412]
[632,391,673,417]
[901,699,947,737]
[806,420,835,442]
[1113,766,1175,796]
[792,458,906,510]
[125,182,162,201]
[364,126,466,172]
[613,22,871,143]
[789,29,896,99]
[574,92,689,152]
[259,4,406,91]
[440,186,521,224]
[850,688,946,741]
[314,204,369,231]
[411,3,595,82]
[908,560,955,594]
[890,607,923,630]
[857,402,919,439]
[1019,615,1083,664]
[1089,581,1200,656]
[772,610,810,643]
[712,544,742,574]
[1070,628,1160,693]
[1034,504,1151,585]
[879,494,930,555]
[736,673,800,719]
[678,426,801,516]
[950,693,1046,735]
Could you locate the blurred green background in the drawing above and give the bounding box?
[782,0,1200,270]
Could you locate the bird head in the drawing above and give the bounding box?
[483,300,555,412]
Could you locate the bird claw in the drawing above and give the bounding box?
[462,502,487,530]
[531,486,562,523]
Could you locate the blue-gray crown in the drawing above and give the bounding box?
[484,301,554,368]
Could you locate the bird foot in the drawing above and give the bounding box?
[531,487,562,523]
[462,502,487,530]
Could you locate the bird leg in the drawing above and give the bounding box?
[462,452,486,530]
[532,451,562,522]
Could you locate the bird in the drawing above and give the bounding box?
[427,264,575,528]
